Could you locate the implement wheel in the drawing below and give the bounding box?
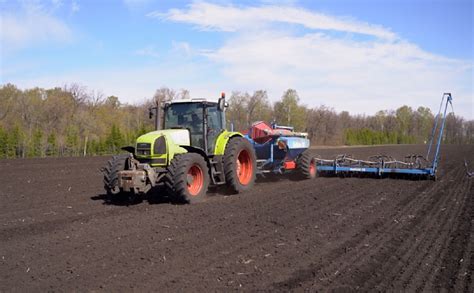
[223,137,257,193]
[165,153,210,204]
[297,150,317,179]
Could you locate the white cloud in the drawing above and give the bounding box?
[172,41,192,57]
[149,1,473,118]
[134,45,160,58]
[0,1,73,52]
[206,32,469,101]
[151,2,396,40]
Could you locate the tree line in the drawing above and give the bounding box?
[227,89,472,146]
[0,83,472,159]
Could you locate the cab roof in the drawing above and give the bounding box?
[166,98,218,105]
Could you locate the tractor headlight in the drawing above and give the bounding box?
[136,143,151,156]
[153,136,167,155]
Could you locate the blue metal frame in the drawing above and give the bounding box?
[316,165,435,176]
[316,94,453,179]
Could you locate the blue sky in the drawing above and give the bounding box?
[1,0,472,118]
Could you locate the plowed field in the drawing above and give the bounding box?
[1,145,472,291]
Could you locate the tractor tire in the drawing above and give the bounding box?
[103,154,140,203]
[164,153,210,204]
[103,154,129,195]
[223,137,257,193]
[296,150,317,179]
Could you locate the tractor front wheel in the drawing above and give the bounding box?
[165,153,210,204]
[223,137,257,193]
[103,154,129,195]
[103,154,139,203]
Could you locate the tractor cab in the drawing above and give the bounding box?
[163,98,226,154]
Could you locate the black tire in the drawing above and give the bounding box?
[164,153,210,204]
[223,137,257,193]
[296,150,317,179]
[103,154,129,195]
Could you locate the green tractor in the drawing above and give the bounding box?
[102,94,256,203]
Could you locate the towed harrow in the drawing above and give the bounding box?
[315,93,454,180]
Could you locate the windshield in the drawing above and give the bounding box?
[164,103,203,131]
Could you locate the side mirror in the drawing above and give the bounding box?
[218,92,226,112]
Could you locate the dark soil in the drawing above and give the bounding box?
[0,145,472,291]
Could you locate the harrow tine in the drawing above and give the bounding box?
[465,159,473,178]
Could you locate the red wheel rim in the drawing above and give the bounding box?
[187,164,204,196]
[236,149,253,185]
[309,159,316,177]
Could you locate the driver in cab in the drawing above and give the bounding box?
[191,113,203,133]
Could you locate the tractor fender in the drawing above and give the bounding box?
[214,131,244,156]
[179,145,212,176]
[179,145,207,159]
[121,146,135,154]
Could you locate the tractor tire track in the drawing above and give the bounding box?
[273,166,459,290]
[363,167,468,291]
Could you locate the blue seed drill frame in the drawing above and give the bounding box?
[315,93,453,180]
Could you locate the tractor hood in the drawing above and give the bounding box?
[134,129,190,166]
[137,129,191,147]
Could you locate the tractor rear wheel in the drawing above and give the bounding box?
[223,137,257,193]
[165,153,210,204]
[296,150,317,179]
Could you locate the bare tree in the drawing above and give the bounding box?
[177,89,190,100]
[226,91,249,131]
[63,83,88,108]
[246,90,272,125]
[0,83,19,121]
[154,87,176,103]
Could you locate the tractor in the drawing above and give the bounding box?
[103,94,256,203]
[102,93,315,204]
